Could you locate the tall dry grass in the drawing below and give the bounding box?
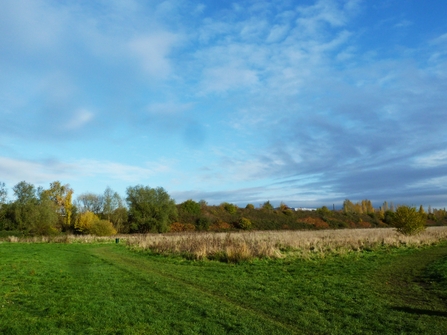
[3,227,447,262]
[125,227,447,261]
[2,234,120,244]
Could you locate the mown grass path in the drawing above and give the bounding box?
[1,242,447,334]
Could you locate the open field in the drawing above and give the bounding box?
[1,228,447,334]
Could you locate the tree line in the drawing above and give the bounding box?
[1,181,446,236]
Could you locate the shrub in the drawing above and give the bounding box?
[75,211,99,233]
[221,202,238,214]
[195,217,211,231]
[392,205,426,235]
[283,209,294,216]
[169,222,185,232]
[238,217,252,230]
[169,222,196,232]
[89,220,117,236]
[209,221,232,231]
[261,201,274,211]
[179,199,201,215]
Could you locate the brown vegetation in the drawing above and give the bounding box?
[124,227,447,261]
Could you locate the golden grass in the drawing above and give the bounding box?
[3,227,447,261]
[125,227,447,261]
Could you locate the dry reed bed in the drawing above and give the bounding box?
[3,227,447,261]
[126,227,447,261]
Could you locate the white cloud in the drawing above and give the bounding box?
[146,102,193,116]
[0,156,171,187]
[201,65,259,93]
[128,32,180,78]
[413,150,447,168]
[266,24,289,43]
[394,19,413,28]
[65,109,94,130]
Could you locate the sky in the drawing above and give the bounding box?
[1,0,447,209]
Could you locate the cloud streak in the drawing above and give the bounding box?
[0,0,446,208]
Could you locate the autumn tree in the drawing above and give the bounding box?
[43,181,73,230]
[392,205,426,235]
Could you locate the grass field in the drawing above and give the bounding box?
[1,230,447,334]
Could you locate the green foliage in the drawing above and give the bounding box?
[89,220,117,236]
[316,206,331,215]
[221,202,238,214]
[110,207,128,233]
[195,217,211,231]
[245,203,255,210]
[392,205,426,235]
[384,210,395,225]
[261,200,274,211]
[126,185,177,233]
[13,181,37,205]
[179,199,202,215]
[238,217,252,230]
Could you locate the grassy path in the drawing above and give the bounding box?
[1,242,447,334]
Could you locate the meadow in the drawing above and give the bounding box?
[1,228,447,334]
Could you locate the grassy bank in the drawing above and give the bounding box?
[1,236,447,334]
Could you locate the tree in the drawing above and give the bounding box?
[43,181,73,230]
[30,192,59,235]
[343,199,355,214]
[76,192,103,215]
[392,205,426,235]
[261,201,274,211]
[8,182,59,235]
[221,202,238,214]
[13,181,37,205]
[126,185,177,233]
[0,182,7,206]
[238,217,252,230]
[75,211,100,233]
[179,199,201,216]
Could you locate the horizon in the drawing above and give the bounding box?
[1,0,446,209]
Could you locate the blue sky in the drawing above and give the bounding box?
[1,0,447,208]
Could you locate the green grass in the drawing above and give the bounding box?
[1,242,447,334]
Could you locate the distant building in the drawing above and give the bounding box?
[294,207,316,211]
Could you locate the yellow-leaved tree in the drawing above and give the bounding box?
[43,181,74,230]
[75,211,116,236]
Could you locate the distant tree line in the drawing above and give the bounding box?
[0,181,446,237]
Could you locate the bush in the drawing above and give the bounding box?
[195,217,211,231]
[209,221,232,231]
[89,220,117,236]
[392,206,426,235]
[179,199,201,215]
[238,217,252,230]
[169,222,196,232]
[221,202,238,214]
[75,211,99,233]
